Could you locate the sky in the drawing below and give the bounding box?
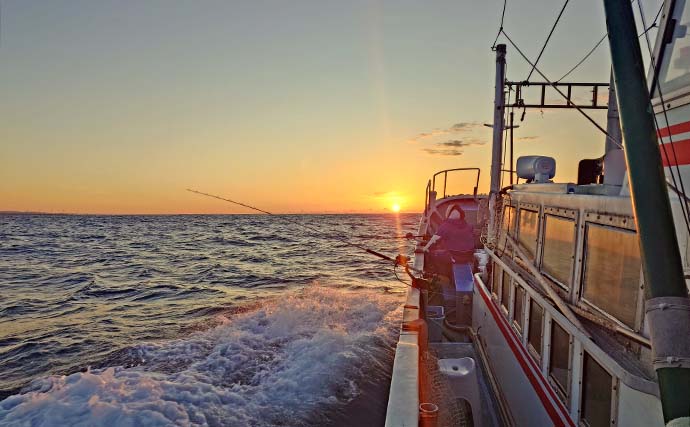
[0,0,663,214]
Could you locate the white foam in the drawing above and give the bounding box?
[0,286,402,427]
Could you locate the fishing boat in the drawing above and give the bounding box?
[385,1,690,426]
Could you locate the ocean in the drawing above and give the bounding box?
[0,213,418,426]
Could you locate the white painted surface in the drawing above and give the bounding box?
[384,332,420,427]
[617,382,664,427]
[473,278,562,426]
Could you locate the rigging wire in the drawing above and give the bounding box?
[556,1,662,83]
[556,34,607,82]
[636,0,690,236]
[525,0,570,81]
[500,29,623,149]
[491,0,508,50]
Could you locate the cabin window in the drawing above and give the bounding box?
[548,321,571,401]
[513,285,526,333]
[656,0,690,97]
[501,270,511,312]
[581,353,612,427]
[582,224,641,328]
[541,215,575,287]
[499,205,516,249]
[527,300,544,359]
[490,264,501,294]
[518,209,539,260]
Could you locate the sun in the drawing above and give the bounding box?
[391,203,401,213]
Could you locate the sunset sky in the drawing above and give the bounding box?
[0,0,662,214]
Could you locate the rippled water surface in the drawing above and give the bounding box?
[0,213,418,426]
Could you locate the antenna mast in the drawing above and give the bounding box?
[488,44,507,240]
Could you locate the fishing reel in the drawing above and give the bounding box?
[394,254,411,267]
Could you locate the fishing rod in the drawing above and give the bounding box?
[187,188,469,301]
[186,188,417,271]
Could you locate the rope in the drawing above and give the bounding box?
[525,0,570,81]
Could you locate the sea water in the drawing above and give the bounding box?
[0,213,417,426]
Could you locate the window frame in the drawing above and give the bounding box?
[548,320,573,404]
[490,263,501,296]
[579,218,644,331]
[499,204,517,255]
[579,352,616,427]
[539,209,577,292]
[512,284,526,335]
[650,0,690,105]
[517,205,541,262]
[527,298,544,363]
[501,270,512,316]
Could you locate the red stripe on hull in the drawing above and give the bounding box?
[657,120,690,138]
[475,276,575,427]
[660,139,690,167]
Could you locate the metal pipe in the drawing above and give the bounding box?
[488,44,507,240]
[604,0,690,423]
[419,403,439,427]
[510,109,515,185]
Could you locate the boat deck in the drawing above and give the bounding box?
[425,342,503,427]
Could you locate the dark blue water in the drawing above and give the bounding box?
[0,213,418,426]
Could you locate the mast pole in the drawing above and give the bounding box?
[508,108,515,185]
[488,44,506,240]
[604,0,690,424]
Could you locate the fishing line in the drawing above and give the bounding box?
[186,188,418,271]
[187,189,469,299]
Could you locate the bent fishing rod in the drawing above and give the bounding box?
[186,189,419,273]
[187,188,468,301]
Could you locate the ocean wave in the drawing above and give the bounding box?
[0,286,402,427]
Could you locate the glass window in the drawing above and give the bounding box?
[581,353,612,427]
[513,286,526,332]
[528,300,544,358]
[583,224,641,328]
[656,0,690,96]
[499,205,516,248]
[501,271,511,311]
[549,321,571,400]
[541,215,575,287]
[490,264,501,294]
[519,209,539,260]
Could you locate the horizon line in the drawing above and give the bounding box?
[0,210,421,216]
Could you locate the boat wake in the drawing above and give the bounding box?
[0,285,403,427]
